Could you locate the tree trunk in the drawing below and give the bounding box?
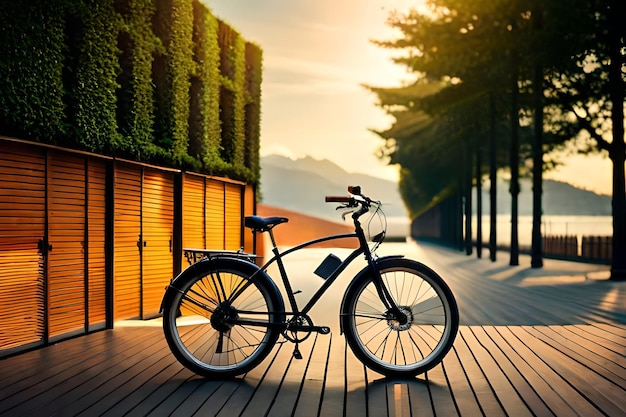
[531,8,544,268]
[456,189,464,251]
[509,79,520,266]
[530,90,544,267]
[464,138,473,255]
[608,0,626,280]
[476,137,483,259]
[489,94,497,262]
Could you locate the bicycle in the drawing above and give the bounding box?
[161,186,459,378]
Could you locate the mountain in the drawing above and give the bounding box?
[260,155,408,221]
[480,178,612,216]
[260,155,612,219]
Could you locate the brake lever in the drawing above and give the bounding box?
[341,209,356,221]
[335,204,358,220]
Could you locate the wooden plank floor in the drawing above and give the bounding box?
[1,242,625,416]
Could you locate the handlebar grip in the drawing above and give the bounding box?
[325,196,352,203]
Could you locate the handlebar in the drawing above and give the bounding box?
[325,186,374,204]
[325,186,378,219]
[326,186,386,243]
[324,196,352,204]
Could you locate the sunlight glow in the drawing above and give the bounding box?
[599,288,622,312]
[204,0,611,195]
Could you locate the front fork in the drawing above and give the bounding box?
[354,215,407,325]
[367,255,409,325]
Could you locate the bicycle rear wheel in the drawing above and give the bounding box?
[342,258,458,377]
[162,258,283,378]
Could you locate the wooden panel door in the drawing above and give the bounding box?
[141,169,174,318]
[182,174,205,250]
[224,183,243,250]
[46,151,86,339]
[0,143,46,353]
[113,163,141,320]
[206,180,225,249]
[86,158,107,329]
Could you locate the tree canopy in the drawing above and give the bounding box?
[369,0,626,278]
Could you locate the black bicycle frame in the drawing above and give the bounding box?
[221,211,404,329]
[263,232,363,317]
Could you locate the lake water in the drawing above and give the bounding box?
[471,215,612,246]
[385,215,613,246]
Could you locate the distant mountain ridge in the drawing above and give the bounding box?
[482,178,612,216]
[260,155,612,219]
[260,155,408,221]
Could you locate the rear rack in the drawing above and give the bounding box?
[183,248,258,265]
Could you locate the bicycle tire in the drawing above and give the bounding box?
[342,258,458,377]
[162,258,284,378]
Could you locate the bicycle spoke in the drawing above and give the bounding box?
[351,312,386,321]
[182,292,216,315]
[210,270,227,303]
[373,327,393,359]
[230,326,265,352]
[194,278,221,303]
[410,277,427,306]
[394,332,406,365]
[226,272,260,305]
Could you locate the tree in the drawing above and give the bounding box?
[371,0,624,277]
[368,0,534,259]
[543,0,626,280]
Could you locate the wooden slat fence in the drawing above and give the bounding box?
[0,137,253,356]
[543,235,578,257]
[581,236,612,261]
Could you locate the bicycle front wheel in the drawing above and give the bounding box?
[163,258,283,378]
[342,258,458,377]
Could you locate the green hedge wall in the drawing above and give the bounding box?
[0,0,66,142]
[0,0,262,184]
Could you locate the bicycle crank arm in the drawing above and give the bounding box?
[287,324,331,334]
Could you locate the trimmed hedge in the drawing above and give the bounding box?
[0,0,66,142]
[0,0,262,184]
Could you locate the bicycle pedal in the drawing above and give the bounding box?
[319,326,330,335]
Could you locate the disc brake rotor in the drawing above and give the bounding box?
[387,306,413,331]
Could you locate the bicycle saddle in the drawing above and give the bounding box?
[244,215,289,232]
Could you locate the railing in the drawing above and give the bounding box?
[543,235,611,264]
[581,236,612,261]
[543,235,578,257]
[471,235,612,265]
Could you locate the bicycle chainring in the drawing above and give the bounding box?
[282,314,314,343]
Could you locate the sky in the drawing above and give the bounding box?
[202,0,613,196]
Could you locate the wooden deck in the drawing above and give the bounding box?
[1,242,625,416]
